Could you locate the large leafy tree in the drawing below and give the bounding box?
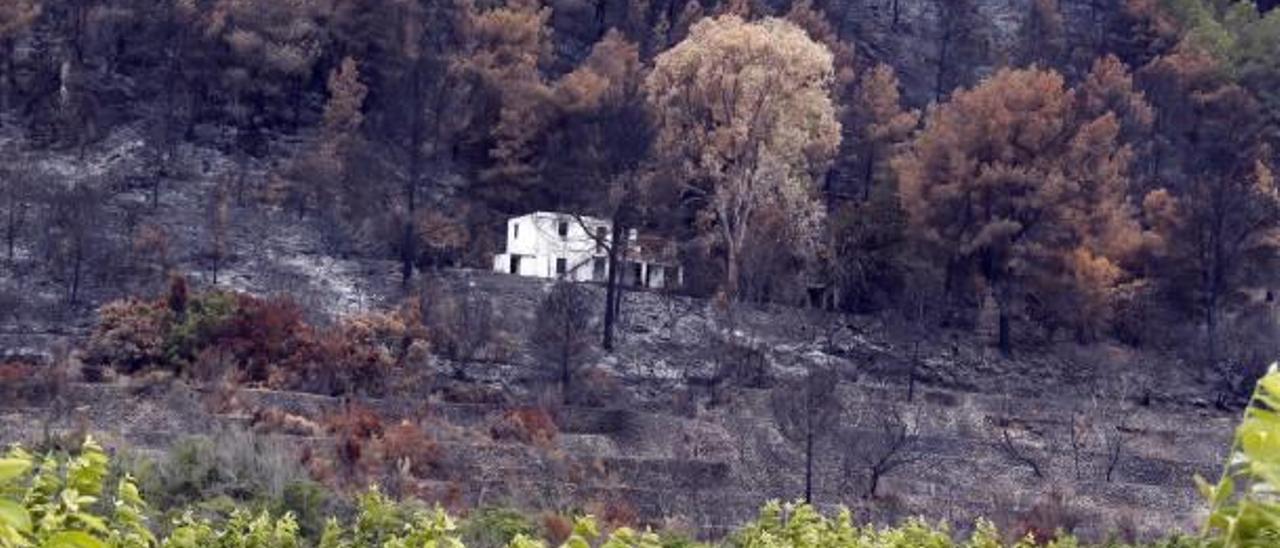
[645,15,841,299]
[894,65,1149,353]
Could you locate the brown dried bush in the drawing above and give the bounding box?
[541,513,574,546]
[0,361,35,405]
[379,420,442,477]
[252,407,324,437]
[0,361,33,383]
[490,407,558,446]
[88,283,425,397]
[440,382,512,405]
[1017,489,1083,543]
[325,403,385,476]
[593,498,639,530]
[84,298,170,374]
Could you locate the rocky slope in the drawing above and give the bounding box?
[0,267,1236,541]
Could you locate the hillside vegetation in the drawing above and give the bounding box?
[6,367,1280,547]
[4,0,1280,545]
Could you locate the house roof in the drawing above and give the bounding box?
[509,211,609,226]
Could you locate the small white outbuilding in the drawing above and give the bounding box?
[492,211,682,289]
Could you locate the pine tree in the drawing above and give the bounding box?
[894,67,1148,353]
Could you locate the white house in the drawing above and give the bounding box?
[492,211,682,289]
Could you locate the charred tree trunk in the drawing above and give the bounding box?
[6,198,17,262]
[725,240,740,300]
[561,315,573,404]
[603,221,624,351]
[1,39,13,126]
[401,66,426,286]
[69,243,82,304]
[804,426,815,504]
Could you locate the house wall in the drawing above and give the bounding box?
[495,212,682,289]
[497,213,610,282]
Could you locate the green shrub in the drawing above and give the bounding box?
[276,481,333,541]
[162,509,302,548]
[163,290,238,372]
[133,430,310,513]
[0,436,154,548]
[460,507,537,548]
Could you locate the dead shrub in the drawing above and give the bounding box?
[309,407,450,493]
[84,298,170,374]
[541,513,574,546]
[440,382,512,405]
[568,367,626,408]
[191,346,235,385]
[277,302,426,396]
[252,407,324,437]
[224,294,310,383]
[379,420,442,477]
[490,407,558,446]
[87,285,423,397]
[0,361,36,405]
[326,403,384,440]
[592,498,639,530]
[0,361,32,383]
[1017,489,1083,543]
[421,282,494,361]
[126,369,178,398]
[325,403,385,476]
[203,378,242,415]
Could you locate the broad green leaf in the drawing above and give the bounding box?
[0,500,31,533]
[0,458,31,483]
[43,531,106,548]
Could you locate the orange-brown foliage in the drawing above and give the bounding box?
[325,403,385,475]
[893,64,1149,349]
[0,361,33,384]
[251,407,324,437]
[541,513,574,546]
[595,498,640,530]
[84,298,170,374]
[89,286,427,396]
[490,406,558,446]
[224,294,310,382]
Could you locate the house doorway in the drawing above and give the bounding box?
[592,258,606,281]
[509,255,521,274]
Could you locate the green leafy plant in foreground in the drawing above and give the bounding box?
[0,436,154,548]
[1197,364,1280,547]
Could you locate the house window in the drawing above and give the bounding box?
[556,258,567,275]
[592,258,606,281]
[628,262,642,286]
[513,223,519,240]
[595,226,607,252]
[558,221,569,238]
